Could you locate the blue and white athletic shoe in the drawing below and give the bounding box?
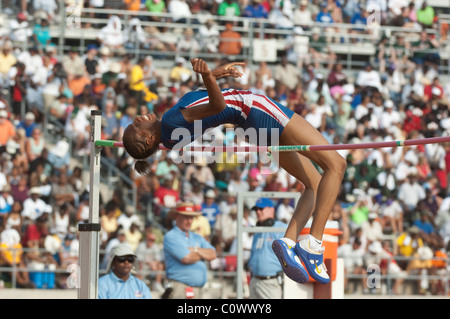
[272,238,309,284]
[295,239,330,284]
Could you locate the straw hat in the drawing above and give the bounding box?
[175,202,202,216]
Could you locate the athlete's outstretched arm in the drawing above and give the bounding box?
[181,59,243,122]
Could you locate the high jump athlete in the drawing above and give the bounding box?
[122,58,347,284]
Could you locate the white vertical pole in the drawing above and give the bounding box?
[78,110,102,299]
[236,192,244,299]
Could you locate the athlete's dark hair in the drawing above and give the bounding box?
[122,125,159,175]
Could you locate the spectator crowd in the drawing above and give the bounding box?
[0,0,450,297]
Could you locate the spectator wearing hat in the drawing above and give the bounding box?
[83,44,100,76]
[379,99,402,131]
[361,211,383,244]
[22,187,48,223]
[201,189,220,229]
[0,41,17,82]
[16,112,38,138]
[248,198,287,299]
[163,202,216,299]
[98,243,152,299]
[9,12,33,44]
[59,232,79,269]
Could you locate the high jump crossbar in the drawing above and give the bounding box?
[95,135,450,152]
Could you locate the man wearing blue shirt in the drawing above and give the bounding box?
[315,2,334,24]
[98,243,152,299]
[248,198,287,299]
[201,189,220,228]
[164,202,216,299]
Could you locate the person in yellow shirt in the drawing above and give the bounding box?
[169,57,192,83]
[0,228,35,288]
[129,57,146,104]
[191,214,212,241]
[395,226,424,270]
[125,221,143,251]
[0,41,17,80]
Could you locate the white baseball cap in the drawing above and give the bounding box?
[106,243,137,273]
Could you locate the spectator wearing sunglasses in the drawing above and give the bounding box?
[98,243,152,299]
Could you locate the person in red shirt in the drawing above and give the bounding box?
[21,215,49,247]
[154,176,179,226]
[423,77,443,102]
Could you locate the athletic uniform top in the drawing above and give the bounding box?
[160,88,294,149]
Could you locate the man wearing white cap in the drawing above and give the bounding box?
[163,202,216,299]
[22,187,48,221]
[98,243,152,299]
[16,112,38,138]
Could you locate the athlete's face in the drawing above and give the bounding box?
[130,113,159,133]
[126,113,161,148]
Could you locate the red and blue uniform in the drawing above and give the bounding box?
[161,88,294,149]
